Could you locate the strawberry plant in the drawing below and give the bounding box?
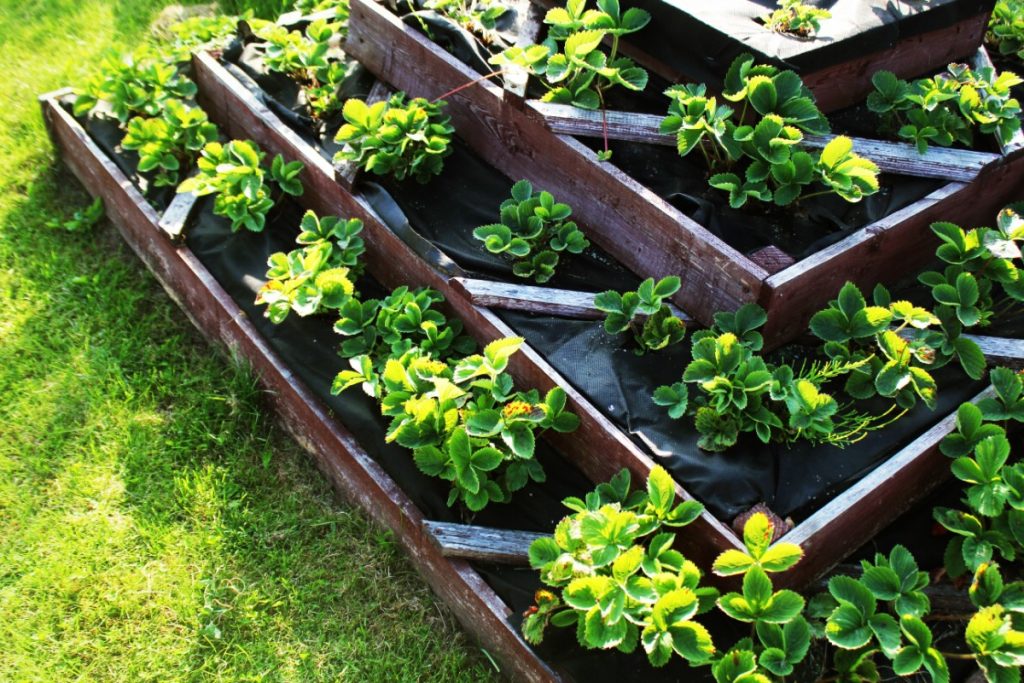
[867,64,1023,153]
[73,49,198,123]
[988,0,1024,63]
[250,18,350,120]
[177,140,305,232]
[333,337,580,510]
[333,285,476,363]
[255,210,366,323]
[662,55,879,208]
[594,277,686,354]
[472,179,590,283]
[761,0,831,37]
[419,0,511,47]
[490,0,649,111]
[121,99,219,188]
[334,93,455,183]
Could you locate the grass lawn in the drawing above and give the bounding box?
[0,1,500,680]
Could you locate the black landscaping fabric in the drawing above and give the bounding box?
[625,0,992,91]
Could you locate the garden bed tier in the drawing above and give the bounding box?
[530,0,994,113]
[39,88,567,683]
[189,49,1000,592]
[344,0,1024,349]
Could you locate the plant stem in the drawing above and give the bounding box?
[598,88,610,157]
[433,69,506,102]
[938,652,976,660]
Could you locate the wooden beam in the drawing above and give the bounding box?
[158,185,198,242]
[971,46,1024,155]
[965,334,1024,369]
[423,521,544,564]
[451,277,693,323]
[528,101,1001,183]
[42,92,566,683]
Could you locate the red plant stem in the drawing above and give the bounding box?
[432,69,505,103]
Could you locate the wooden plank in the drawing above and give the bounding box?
[452,277,693,323]
[157,185,198,241]
[345,0,767,328]
[529,101,1000,183]
[42,93,565,683]
[424,521,543,564]
[191,50,748,577]
[781,386,996,586]
[965,334,1024,369]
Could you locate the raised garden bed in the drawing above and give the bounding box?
[185,42,1018,595]
[344,0,1024,347]
[530,0,997,112]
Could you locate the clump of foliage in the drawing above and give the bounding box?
[661,54,879,208]
[164,13,246,62]
[594,276,686,354]
[121,99,219,188]
[526,414,1024,681]
[177,140,305,232]
[295,0,350,20]
[524,470,806,668]
[334,336,580,511]
[420,0,512,48]
[489,0,650,110]
[73,49,198,123]
[472,179,590,283]
[333,93,455,183]
[918,208,1024,335]
[987,0,1024,63]
[867,64,1023,153]
[935,368,1024,578]
[333,286,476,363]
[249,18,350,120]
[654,298,909,452]
[255,210,366,323]
[46,197,104,232]
[761,0,831,37]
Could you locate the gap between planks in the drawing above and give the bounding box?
[527,101,1001,183]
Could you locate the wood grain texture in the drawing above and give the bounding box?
[529,101,1001,183]
[424,521,543,564]
[191,51,748,578]
[452,277,693,323]
[42,93,566,683]
[344,0,768,327]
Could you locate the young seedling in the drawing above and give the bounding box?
[255,210,366,323]
[987,0,1024,63]
[334,92,455,183]
[46,197,104,232]
[472,179,589,283]
[73,49,198,123]
[594,277,686,354]
[761,0,831,38]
